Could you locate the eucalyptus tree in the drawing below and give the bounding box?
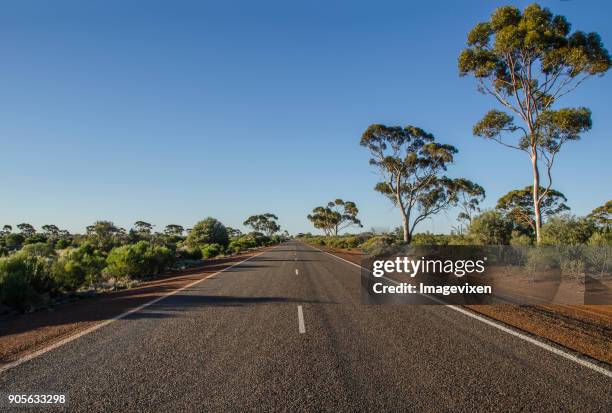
[243,214,281,237]
[453,179,486,226]
[42,224,61,241]
[307,199,362,236]
[361,125,466,243]
[459,3,610,242]
[16,223,36,237]
[164,224,185,237]
[225,226,243,239]
[496,186,569,234]
[86,220,124,251]
[133,221,154,235]
[588,200,611,232]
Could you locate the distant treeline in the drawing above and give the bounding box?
[0,214,286,313]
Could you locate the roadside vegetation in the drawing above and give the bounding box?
[0,214,285,313]
[300,199,611,252]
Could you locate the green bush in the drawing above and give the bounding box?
[524,247,559,274]
[105,241,174,280]
[468,211,513,245]
[587,232,612,246]
[178,246,203,260]
[201,243,223,258]
[55,238,72,250]
[359,235,395,253]
[3,233,24,249]
[52,244,106,290]
[411,233,450,246]
[21,242,55,257]
[510,231,533,246]
[186,218,229,248]
[0,253,55,311]
[541,214,595,246]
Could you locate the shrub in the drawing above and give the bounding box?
[55,238,72,250]
[3,233,24,249]
[201,243,223,258]
[178,246,203,260]
[21,242,55,257]
[587,232,612,246]
[510,231,533,246]
[105,241,174,280]
[411,233,450,246]
[541,214,595,245]
[524,247,559,275]
[359,235,395,253]
[468,210,513,245]
[186,218,229,248]
[52,244,106,290]
[0,253,55,311]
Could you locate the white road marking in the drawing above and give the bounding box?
[306,243,612,378]
[297,305,306,334]
[0,246,279,375]
[295,268,299,275]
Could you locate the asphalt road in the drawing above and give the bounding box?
[1,241,610,412]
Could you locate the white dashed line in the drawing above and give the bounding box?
[297,305,306,334]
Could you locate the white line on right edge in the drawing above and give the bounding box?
[306,243,612,379]
[297,305,306,334]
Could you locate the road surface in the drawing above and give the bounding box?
[1,241,610,412]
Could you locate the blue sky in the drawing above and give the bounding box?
[1,0,610,235]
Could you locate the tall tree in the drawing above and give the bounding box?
[164,224,185,237]
[1,225,12,236]
[41,224,60,239]
[225,226,243,239]
[453,179,486,227]
[459,4,610,242]
[360,124,462,243]
[243,214,281,237]
[496,186,569,234]
[307,199,362,236]
[133,221,154,235]
[86,220,123,251]
[16,223,36,237]
[588,200,611,232]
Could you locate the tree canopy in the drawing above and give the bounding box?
[186,218,229,247]
[588,200,611,232]
[496,185,569,234]
[243,214,281,237]
[163,224,185,237]
[307,199,362,237]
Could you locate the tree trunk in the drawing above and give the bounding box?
[531,151,543,244]
[401,210,410,243]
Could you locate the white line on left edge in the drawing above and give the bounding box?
[0,245,280,375]
[297,305,306,334]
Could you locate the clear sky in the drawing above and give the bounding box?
[1,0,610,235]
